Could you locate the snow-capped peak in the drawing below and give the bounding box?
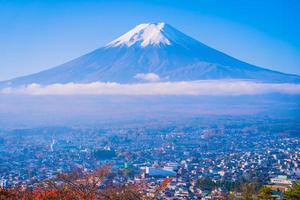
[107,22,172,48]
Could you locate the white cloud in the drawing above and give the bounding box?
[1,80,300,96]
[134,73,161,82]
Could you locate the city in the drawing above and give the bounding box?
[1,116,299,199]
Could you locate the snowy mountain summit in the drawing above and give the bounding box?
[1,22,300,86]
[107,22,172,47]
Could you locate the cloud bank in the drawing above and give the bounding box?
[134,73,161,82]
[1,80,300,96]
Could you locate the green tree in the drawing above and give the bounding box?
[257,186,274,200]
[284,182,300,200]
[198,177,216,191]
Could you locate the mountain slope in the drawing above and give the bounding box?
[1,22,300,86]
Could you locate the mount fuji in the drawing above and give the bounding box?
[2,22,300,86]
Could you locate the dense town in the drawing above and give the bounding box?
[1,116,300,199]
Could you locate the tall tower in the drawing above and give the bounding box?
[50,138,55,152]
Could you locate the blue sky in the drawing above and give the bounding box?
[0,0,299,80]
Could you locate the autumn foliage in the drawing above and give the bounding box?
[0,165,165,200]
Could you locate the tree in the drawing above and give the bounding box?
[0,187,32,200]
[257,186,274,200]
[198,177,216,191]
[284,182,300,200]
[240,183,256,200]
[0,165,169,200]
[100,184,151,200]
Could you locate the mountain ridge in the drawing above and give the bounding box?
[1,22,300,86]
